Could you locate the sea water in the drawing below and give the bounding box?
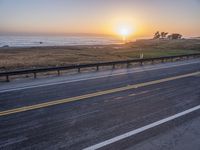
[0,36,121,47]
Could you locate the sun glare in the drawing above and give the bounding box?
[119,27,131,36]
[117,25,135,43]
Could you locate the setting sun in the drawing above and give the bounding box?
[119,27,131,36]
[117,24,135,42]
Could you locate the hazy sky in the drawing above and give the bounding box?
[0,0,200,37]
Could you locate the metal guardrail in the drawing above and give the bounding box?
[0,53,200,82]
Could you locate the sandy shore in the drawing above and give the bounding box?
[0,39,200,71]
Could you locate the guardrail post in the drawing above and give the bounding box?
[78,68,81,73]
[57,70,60,76]
[140,61,143,66]
[6,75,10,82]
[126,62,130,68]
[34,72,37,79]
[112,64,115,69]
[162,59,164,63]
[151,60,154,64]
[96,65,99,71]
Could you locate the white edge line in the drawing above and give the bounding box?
[0,60,199,93]
[83,105,200,150]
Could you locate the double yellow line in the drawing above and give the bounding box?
[0,71,199,117]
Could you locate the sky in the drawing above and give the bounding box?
[0,0,200,38]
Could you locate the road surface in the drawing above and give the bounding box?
[0,59,200,150]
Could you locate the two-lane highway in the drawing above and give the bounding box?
[0,59,200,150]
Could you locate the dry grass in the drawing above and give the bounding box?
[0,39,200,71]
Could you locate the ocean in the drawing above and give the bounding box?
[0,36,122,47]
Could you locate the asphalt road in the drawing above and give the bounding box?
[0,59,200,150]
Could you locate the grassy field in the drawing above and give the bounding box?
[0,39,200,71]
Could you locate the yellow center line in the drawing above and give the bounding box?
[0,71,199,117]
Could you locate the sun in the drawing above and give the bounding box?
[118,25,134,36]
[119,27,131,36]
[117,25,135,42]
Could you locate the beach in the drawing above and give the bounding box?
[0,39,200,71]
